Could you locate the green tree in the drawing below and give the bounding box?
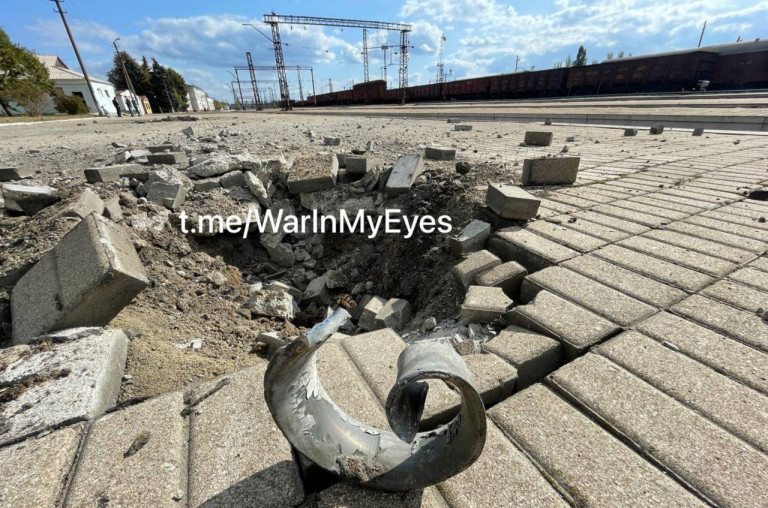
[149,58,172,112]
[0,27,53,116]
[575,45,588,67]
[166,67,188,110]
[107,51,151,98]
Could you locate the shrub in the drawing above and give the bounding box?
[53,91,88,115]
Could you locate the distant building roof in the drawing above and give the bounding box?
[35,54,111,85]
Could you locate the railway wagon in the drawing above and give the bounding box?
[407,83,442,102]
[352,80,386,103]
[567,51,719,94]
[709,41,768,89]
[489,68,568,98]
[442,76,491,100]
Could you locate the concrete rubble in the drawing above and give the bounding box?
[2,183,59,215]
[486,183,541,219]
[524,131,553,146]
[522,157,580,185]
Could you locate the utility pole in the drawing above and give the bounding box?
[297,69,304,102]
[310,68,316,105]
[328,79,333,93]
[362,29,369,82]
[515,55,520,72]
[246,52,263,110]
[51,0,103,116]
[162,76,175,113]
[698,20,707,48]
[229,70,245,110]
[112,38,141,115]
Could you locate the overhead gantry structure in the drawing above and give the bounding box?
[263,14,412,109]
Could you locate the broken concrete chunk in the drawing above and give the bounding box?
[521,157,580,185]
[182,126,196,137]
[386,154,424,197]
[286,153,338,194]
[147,143,177,153]
[303,277,331,306]
[475,259,528,297]
[374,298,412,331]
[0,167,33,181]
[102,196,123,221]
[145,169,187,210]
[524,131,553,146]
[242,290,294,320]
[84,164,148,183]
[649,124,665,135]
[146,152,187,165]
[186,157,238,179]
[323,137,341,146]
[486,183,541,219]
[448,219,492,257]
[244,171,272,208]
[0,327,128,445]
[256,331,287,355]
[692,128,704,136]
[264,242,296,267]
[336,153,348,168]
[454,124,473,131]
[624,128,638,137]
[424,147,456,161]
[264,281,303,302]
[359,296,387,331]
[461,286,513,324]
[219,170,246,189]
[2,183,59,215]
[193,178,222,192]
[453,250,502,289]
[61,188,104,219]
[345,156,373,175]
[11,214,149,344]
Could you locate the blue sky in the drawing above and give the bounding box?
[5,0,767,102]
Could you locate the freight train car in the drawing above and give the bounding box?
[708,39,768,89]
[352,80,386,103]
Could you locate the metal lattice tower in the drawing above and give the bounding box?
[399,30,409,89]
[436,34,446,84]
[362,29,369,82]
[263,14,412,103]
[246,52,263,110]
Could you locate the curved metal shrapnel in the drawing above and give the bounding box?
[264,309,487,491]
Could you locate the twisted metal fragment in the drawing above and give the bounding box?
[264,309,487,491]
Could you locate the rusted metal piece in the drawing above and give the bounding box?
[264,309,487,491]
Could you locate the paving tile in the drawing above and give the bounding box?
[608,200,689,221]
[66,392,187,507]
[542,193,597,209]
[701,280,768,313]
[555,216,632,242]
[659,188,737,204]
[483,326,561,389]
[639,191,720,210]
[524,221,607,253]
[618,236,737,277]
[521,266,657,326]
[666,220,768,254]
[437,420,568,508]
[0,424,84,508]
[188,365,304,508]
[538,198,578,215]
[462,353,517,406]
[549,353,768,508]
[505,290,619,360]
[700,210,768,231]
[561,255,686,308]
[570,210,650,234]
[728,266,768,291]
[671,295,768,352]
[596,331,768,453]
[489,385,705,508]
[627,195,705,215]
[487,227,579,273]
[749,256,768,272]
[0,328,128,446]
[643,229,756,264]
[590,204,671,227]
[315,482,447,508]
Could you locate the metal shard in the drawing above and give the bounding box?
[264,309,487,491]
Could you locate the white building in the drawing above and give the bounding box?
[186,84,210,112]
[36,55,118,115]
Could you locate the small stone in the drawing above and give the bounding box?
[456,161,471,175]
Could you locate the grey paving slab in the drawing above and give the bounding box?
[489,385,706,508]
[643,229,756,264]
[505,290,619,360]
[462,353,517,406]
[627,195,706,215]
[549,353,768,508]
[659,188,738,204]
[749,256,768,272]
[524,221,607,253]
[701,279,768,313]
[452,250,501,288]
[538,198,578,215]
[315,482,447,508]
[700,210,768,231]
[637,311,768,395]
[671,295,768,352]
[188,365,304,508]
[487,227,579,273]
[521,266,657,326]
[542,192,597,209]
[0,328,128,445]
[66,392,187,508]
[317,341,389,428]
[437,420,568,508]
[561,255,686,308]
[637,190,720,210]
[729,266,768,291]
[596,331,768,453]
[591,204,671,227]
[667,220,768,254]
[0,423,84,508]
[570,210,650,234]
[555,186,623,202]
[618,235,737,277]
[483,325,561,390]
[556,216,632,242]
[608,200,689,221]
